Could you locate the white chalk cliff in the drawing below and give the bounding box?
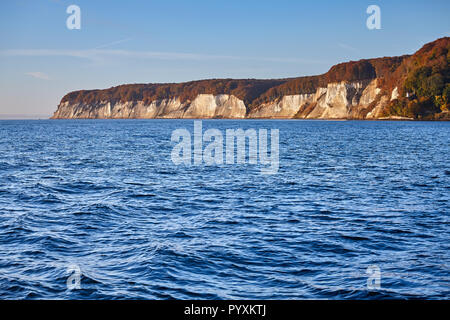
[53,80,392,119]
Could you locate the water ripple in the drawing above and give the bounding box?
[0,119,449,299]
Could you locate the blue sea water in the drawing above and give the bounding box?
[0,119,448,299]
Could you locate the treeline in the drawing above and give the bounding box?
[384,37,450,119]
[252,56,407,106]
[61,56,406,109]
[62,79,288,107]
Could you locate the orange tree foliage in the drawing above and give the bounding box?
[61,55,403,110]
[385,37,450,118]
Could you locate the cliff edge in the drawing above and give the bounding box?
[52,37,450,120]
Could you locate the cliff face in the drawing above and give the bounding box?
[248,79,387,119]
[52,37,450,120]
[52,80,396,120]
[53,94,247,119]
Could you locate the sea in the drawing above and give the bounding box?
[0,119,448,299]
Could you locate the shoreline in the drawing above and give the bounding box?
[39,117,450,121]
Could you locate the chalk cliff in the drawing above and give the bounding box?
[51,80,401,120]
[52,37,450,120]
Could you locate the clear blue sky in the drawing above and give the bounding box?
[0,0,449,117]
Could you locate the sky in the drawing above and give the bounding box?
[0,0,449,118]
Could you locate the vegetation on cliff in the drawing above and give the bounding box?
[383,37,450,119]
[61,56,404,111]
[60,37,449,119]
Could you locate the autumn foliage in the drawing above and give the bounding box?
[384,37,450,119]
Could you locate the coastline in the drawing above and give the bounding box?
[46,115,450,121]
